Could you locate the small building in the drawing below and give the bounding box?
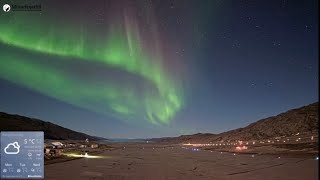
[44,145,54,154]
[67,143,76,147]
[49,149,62,157]
[51,142,64,149]
[45,148,51,155]
[79,144,87,148]
[90,144,99,149]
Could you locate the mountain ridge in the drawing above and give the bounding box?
[152,102,319,143]
[0,112,105,140]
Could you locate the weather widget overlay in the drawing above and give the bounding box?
[1,132,44,179]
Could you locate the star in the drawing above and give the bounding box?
[250,83,257,87]
[272,41,281,47]
[265,82,273,87]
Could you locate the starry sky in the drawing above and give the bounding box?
[0,0,318,138]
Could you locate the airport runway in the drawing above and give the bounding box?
[44,144,318,180]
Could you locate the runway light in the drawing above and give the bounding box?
[251,155,255,158]
[233,153,236,156]
[278,156,281,159]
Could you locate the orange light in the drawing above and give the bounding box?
[235,146,248,151]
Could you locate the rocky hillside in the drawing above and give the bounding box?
[153,102,318,143]
[0,112,105,140]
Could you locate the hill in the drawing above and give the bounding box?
[153,102,318,143]
[0,112,105,140]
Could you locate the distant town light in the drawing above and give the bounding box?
[236,146,248,151]
[251,155,255,158]
[316,157,319,160]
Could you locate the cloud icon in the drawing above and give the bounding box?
[4,142,20,155]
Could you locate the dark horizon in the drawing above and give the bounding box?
[0,101,318,139]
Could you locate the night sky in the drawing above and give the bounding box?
[0,0,318,138]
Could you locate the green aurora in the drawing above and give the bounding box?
[0,12,183,125]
